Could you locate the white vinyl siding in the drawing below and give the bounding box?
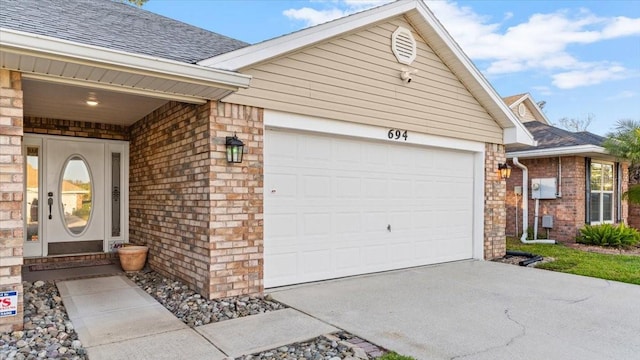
[224,16,503,144]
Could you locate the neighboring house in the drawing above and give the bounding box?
[504,93,628,243]
[0,0,535,331]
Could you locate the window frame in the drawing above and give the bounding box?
[589,160,616,225]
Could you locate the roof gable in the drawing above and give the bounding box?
[502,93,550,125]
[199,0,534,146]
[0,0,248,64]
[223,16,504,144]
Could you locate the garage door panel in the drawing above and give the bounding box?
[335,212,362,233]
[302,213,332,236]
[265,129,476,288]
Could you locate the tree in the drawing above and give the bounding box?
[556,113,594,132]
[122,0,148,6]
[603,119,640,204]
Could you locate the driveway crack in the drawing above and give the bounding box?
[450,309,525,360]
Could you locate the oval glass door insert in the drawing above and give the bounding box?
[61,156,92,235]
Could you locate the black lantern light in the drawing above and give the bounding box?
[225,134,244,163]
[498,163,512,180]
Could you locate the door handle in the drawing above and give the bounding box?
[47,192,53,219]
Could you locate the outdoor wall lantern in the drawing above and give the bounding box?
[226,134,245,163]
[498,163,512,180]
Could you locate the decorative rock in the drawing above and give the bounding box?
[34,280,45,288]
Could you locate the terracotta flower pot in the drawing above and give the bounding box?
[117,245,148,272]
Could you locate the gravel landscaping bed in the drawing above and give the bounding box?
[1,281,86,360]
[126,270,286,327]
[2,271,386,360]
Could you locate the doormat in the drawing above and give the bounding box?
[28,259,114,271]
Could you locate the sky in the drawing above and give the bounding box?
[144,0,640,136]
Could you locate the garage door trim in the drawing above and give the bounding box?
[263,110,486,287]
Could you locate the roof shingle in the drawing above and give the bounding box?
[507,121,605,152]
[0,0,249,64]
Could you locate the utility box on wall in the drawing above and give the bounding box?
[531,178,557,199]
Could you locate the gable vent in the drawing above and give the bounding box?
[391,27,417,65]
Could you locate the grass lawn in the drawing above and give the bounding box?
[506,237,640,285]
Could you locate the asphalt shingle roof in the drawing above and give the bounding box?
[0,0,249,64]
[507,121,605,152]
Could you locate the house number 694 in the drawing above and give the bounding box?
[388,129,408,141]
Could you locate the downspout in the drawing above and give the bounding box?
[557,157,562,198]
[512,157,556,244]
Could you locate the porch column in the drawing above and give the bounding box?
[485,143,507,259]
[0,69,24,332]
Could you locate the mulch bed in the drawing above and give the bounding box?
[565,243,640,256]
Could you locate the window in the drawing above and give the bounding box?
[589,162,614,224]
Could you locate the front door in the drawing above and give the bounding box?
[23,135,128,257]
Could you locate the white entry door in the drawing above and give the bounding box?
[23,136,129,257]
[45,139,105,245]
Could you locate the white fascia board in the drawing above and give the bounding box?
[503,126,538,147]
[506,94,528,108]
[506,145,608,159]
[198,0,417,70]
[510,93,550,125]
[412,3,536,147]
[0,28,251,90]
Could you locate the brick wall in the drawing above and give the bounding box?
[207,102,263,298]
[129,101,263,299]
[484,143,507,259]
[0,70,24,332]
[505,156,628,243]
[24,117,128,140]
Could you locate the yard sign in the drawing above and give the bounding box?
[0,291,18,317]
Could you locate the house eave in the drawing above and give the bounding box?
[506,145,610,159]
[0,28,252,102]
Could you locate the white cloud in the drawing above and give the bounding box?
[602,16,640,38]
[423,1,640,88]
[606,90,638,100]
[532,86,554,96]
[552,64,626,89]
[282,7,348,27]
[283,0,393,27]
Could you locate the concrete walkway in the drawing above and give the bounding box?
[57,276,336,359]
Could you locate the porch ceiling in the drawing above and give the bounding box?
[22,78,167,126]
[1,28,252,126]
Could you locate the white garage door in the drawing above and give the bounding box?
[264,129,475,287]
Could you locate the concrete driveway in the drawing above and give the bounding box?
[269,260,640,360]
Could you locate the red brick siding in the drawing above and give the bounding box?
[24,117,128,140]
[506,157,628,243]
[484,143,507,259]
[129,101,213,295]
[128,101,263,299]
[0,70,24,332]
[207,102,263,299]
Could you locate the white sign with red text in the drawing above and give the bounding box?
[0,291,18,317]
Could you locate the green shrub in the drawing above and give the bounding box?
[377,352,416,360]
[577,223,640,247]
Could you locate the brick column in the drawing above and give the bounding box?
[0,70,24,332]
[484,143,507,259]
[208,101,263,299]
